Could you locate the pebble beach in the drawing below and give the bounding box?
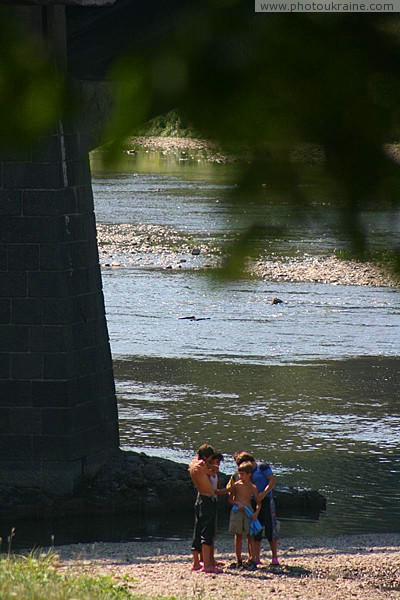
[59,533,400,599]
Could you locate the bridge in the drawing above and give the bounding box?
[0,0,186,496]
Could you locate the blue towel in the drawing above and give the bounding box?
[232,504,263,535]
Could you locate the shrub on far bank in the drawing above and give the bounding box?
[135,110,196,138]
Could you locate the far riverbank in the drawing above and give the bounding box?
[125,135,237,163]
[127,135,400,167]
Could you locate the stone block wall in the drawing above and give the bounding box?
[0,126,120,495]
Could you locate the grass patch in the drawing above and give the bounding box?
[0,550,175,600]
[335,248,400,275]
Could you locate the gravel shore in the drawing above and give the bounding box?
[252,255,400,287]
[126,136,235,163]
[97,223,399,287]
[59,533,400,599]
[127,136,400,166]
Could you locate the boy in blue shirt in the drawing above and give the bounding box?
[233,451,280,566]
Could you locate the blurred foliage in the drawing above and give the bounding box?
[104,6,400,276]
[1,4,400,276]
[0,8,65,145]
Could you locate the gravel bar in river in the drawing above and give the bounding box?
[97,223,399,287]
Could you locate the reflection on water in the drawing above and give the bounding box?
[91,151,400,253]
[0,510,198,551]
[114,355,400,537]
[103,269,399,362]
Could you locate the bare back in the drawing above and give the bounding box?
[189,458,215,495]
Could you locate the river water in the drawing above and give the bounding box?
[89,151,400,540]
[2,151,398,550]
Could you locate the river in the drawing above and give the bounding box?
[5,150,398,550]
[90,150,400,540]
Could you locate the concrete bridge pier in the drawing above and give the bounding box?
[0,2,120,496]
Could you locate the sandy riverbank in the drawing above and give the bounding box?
[97,223,400,287]
[58,533,400,599]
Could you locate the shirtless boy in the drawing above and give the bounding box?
[228,461,261,569]
[230,451,280,566]
[189,444,221,574]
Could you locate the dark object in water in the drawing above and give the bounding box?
[271,297,283,305]
[179,316,210,321]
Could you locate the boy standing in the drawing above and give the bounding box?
[230,451,280,566]
[210,451,229,496]
[189,444,222,574]
[209,451,228,569]
[228,461,261,569]
[251,460,279,566]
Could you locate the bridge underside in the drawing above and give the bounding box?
[66,0,198,80]
[0,4,124,495]
[0,0,197,496]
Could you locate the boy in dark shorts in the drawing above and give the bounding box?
[251,460,279,565]
[230,451,280,566]
[189,444,222,574]
[210,451,229,568]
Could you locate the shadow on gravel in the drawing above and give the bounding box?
[225,564,312,579]
[259,564,312,578]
